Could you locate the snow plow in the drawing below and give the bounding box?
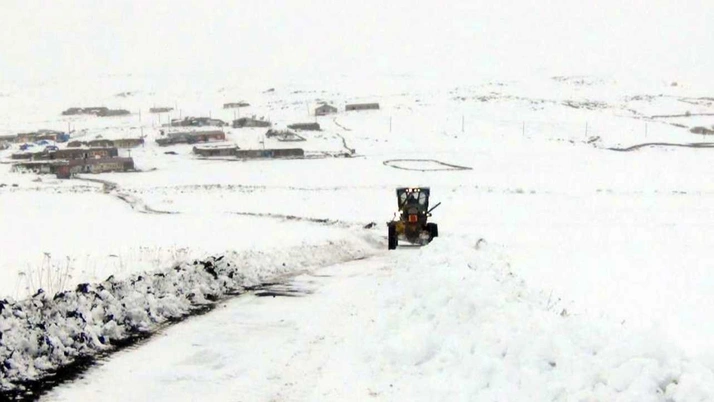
[387,187,440,250]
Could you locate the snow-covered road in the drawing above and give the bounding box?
[43,237,713,401]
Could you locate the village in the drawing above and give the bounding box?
[0,101,379,179]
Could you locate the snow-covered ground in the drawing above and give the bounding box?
[2,66,714,400]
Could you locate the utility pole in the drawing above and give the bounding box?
[522,122,525,137]
[389,116,392,133]
[585,121,588,137]
[461,115,464,133]
[645,123,648,138]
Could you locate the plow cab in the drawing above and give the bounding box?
[387,187,440,250]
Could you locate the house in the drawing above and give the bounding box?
[67,141,88,147]
[12,160,67,175]
[156,130,226,146]
[61,107,110,116]
[265,129,295,138]
[10,152,34,160]
[287,122,320,131]
[55,157,135,178]
[235,148,305,159]
[113,138,144,148]
[223,102,250,109]
[345,103,380,111]
[315,104,338,116]
[166,117,228,127]
[14,133,38,143]
[69,157,134,174]
[50,147,119,160]
[150,107,174,113]
[15,130,67,143]
[37,130,69,142]
[265,129,306,142]
[84,107,110,115]
[0,134,16,143]
[193,144,239,157]
[61,107,85,116]
[88,139,114,148]
[233,117,271,128]
[97,109,130,117]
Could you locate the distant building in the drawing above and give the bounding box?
[50,147,119,160]
[11,160,67,175]
[12,157,134,178]
[156,130,226,146]
[15,133,39,143]
[149,107,174,113]
[88,139,114,148]
[223,102,250,109]
[345,103,380,111]
[166,117,228,128]
[62,107,109,116]
[113,138,145,148]
[233,117,271,128]
[315,104,338,116]
[235,148,304,159]
[61,107,87,116]
[265,129,306,142]
[97,109,130,117]
[67,140,88,148]
[287,122,320,131]
[61,107,128,117]
[10,152,34,160]
[15,130,68,143]
[55,158,135,178]
[193,144,239,157]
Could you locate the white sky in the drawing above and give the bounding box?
[1,0,712,83]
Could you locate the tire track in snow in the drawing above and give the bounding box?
[333,133,356,155]
[74,176,178,215]
[607,142,714,152]
[332,117,352,132]
[382,158,472,171]
[227,210,376,230]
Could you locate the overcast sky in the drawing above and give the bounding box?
[1,0,712,83]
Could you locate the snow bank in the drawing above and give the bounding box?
[0,235,378,395]
[358,237,714,401]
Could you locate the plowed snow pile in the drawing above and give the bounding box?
[0,235,379,395]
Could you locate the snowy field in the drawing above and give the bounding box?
[1,71,713,400]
